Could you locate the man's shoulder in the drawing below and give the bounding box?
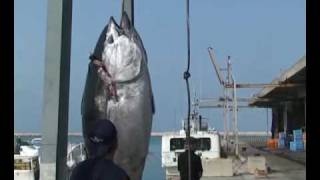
[101,160,129,178]
[73,159,93,171]
[72,159,129,179]
[70,159,94,180]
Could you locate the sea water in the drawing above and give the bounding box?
[143,136,165,180]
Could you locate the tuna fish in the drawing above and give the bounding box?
[81,12,155,180]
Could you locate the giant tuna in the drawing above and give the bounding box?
[81,12,155,180]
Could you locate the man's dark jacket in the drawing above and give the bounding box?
[70,158,129,180]
[178,150,203,180]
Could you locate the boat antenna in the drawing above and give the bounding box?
[183,0,192,179]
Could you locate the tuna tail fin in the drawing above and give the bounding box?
[120,11,132,31]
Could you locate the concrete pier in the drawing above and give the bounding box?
[166,144,305,180]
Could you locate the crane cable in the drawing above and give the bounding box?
[183,0,192,179]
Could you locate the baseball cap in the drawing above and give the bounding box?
[87,119,117,158]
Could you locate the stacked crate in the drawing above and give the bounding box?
[290,129,304,151]
[267,138,278,150]
[278,132,286,149]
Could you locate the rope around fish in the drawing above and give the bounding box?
[89,54,119,102]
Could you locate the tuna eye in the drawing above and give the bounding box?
[107,35,114,44]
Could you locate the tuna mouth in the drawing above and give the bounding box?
[109,16,120,28]
[109,12,132,37]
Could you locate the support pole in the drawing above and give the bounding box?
[223,56,231,152]
[233,78,239,156]
[40,0,72,180]
[266,108,269,139]
[223,87,228,142]
[226,56,231,152]
[122,0,134,26]
[271,107,278,138]
[283,102,288,133]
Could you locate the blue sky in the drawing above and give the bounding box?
[14,0,305,133]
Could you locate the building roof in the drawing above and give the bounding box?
[249,55,306,107]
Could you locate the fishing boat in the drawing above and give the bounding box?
[14,137,40,180]
[14,136,87,180]
[66,142,87,170]
[161,99,221,178]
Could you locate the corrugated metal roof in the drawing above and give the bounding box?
[249,55,306,107]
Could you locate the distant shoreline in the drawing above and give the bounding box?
[14,131,272,137]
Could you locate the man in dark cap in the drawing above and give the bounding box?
[178,137,203,180]
[70,119,130,180]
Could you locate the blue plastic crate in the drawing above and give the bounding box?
[278,138,286,142]
[290,148,303,152]
[293,129,303,136]
[294,140,303,143]
[293,134,302,138]
[279,132,286,139]
[294,137,303,141]
[278,139,285,145]
[295,141,303,145]
[293,135,303,138]
[290,141,304,151]
[278,140,285,148]
[293,133,303,137]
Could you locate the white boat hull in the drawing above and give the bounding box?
[161,130,221,177]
